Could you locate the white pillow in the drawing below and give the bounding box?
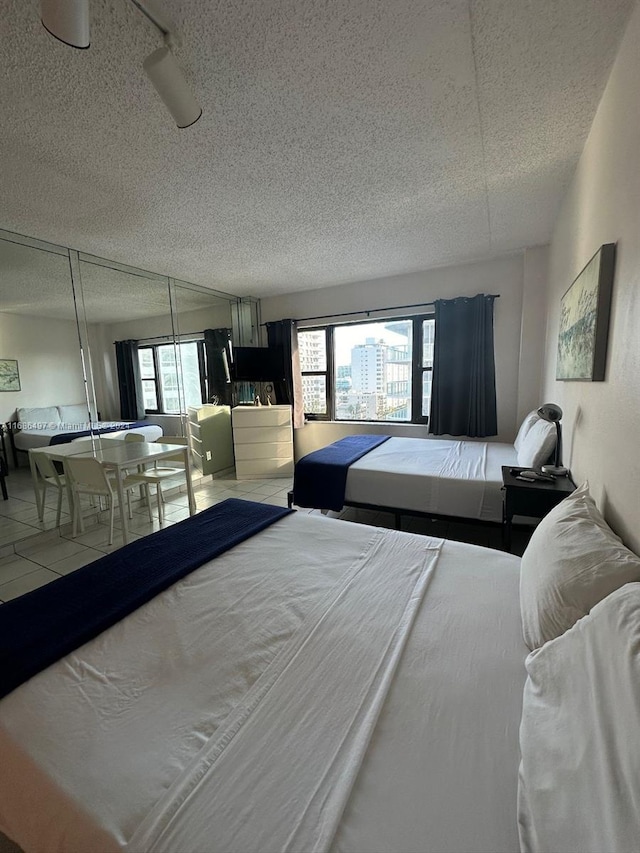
[16,406,61,428]
[520,482,640,650]
[58,404,91,426]
[518,584,640,853]
[516,418,556,467]
[513,410,539,454]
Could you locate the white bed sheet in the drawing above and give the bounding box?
[0,512,526,853]
[13,423,163,450]
[346,436,518,522]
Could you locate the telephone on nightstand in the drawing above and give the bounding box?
[515,469,555,482]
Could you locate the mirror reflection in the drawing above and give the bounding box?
[0,231,242,560]
[0,234,88,544]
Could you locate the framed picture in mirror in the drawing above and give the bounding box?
[0,359,20,391]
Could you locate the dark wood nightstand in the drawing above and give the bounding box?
[502,466,575,552]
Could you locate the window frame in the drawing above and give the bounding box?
[138,339,207,415]
[298,326,333,421]
[299,314,434,425]
[138,345,162,414]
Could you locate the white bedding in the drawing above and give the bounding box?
[346,436,517,522]
[0,512,526,853]
[13,423,163,450]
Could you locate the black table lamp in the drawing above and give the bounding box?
[537,403,568,476]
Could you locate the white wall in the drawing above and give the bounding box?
[518,246,549,422]
[261,252,542,457]
[540,1,640,553]
[0,312,86,423]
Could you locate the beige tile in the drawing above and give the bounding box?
[248,483,284,497]
[64,525,114,549]
[0,499,39,520]
[0,567,60,602]
[259,495,289,507]
[0,554,41,585]
[0,522,44,548]
[94,533,143,553]
[161,506,192,522]
[112,516,175,534]
[18,538,88,568]
[49,548,103,575]
[14,529,62,556]
[0,544,16,560]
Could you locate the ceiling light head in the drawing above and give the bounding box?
[142,46,202,129]
[41,0,90,49]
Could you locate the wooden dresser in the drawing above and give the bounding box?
[231,405,294,479]
[186,404,234,476]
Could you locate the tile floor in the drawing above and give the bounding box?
[0,465,532,605]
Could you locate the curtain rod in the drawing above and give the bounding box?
[114,331,204,344]
[261,294,500,326]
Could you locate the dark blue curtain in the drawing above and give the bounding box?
[265,319,304,428]
[115,340,144,421]
[204,328,232,405]
[429,294,497,437]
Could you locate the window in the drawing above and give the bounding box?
[298,315,435,424]
[298,328,330,418]
[138,341,205,414]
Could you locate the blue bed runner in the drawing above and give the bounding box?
[49,421,154,445]
[293,434,391,511]
[0,499,293,699]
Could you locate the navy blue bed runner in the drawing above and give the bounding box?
[0,499,292,699]
[49,421,154,445]
[293,434,391,511]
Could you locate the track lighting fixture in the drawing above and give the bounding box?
[142,46,202,129]
[41,0,90,49]
[40,0,202,129]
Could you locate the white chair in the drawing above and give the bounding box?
[66,456,152,546]
[126,437,188,523]
[32,453,68,525]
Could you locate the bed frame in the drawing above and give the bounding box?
[286,489,504,531]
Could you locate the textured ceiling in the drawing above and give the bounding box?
[0,0,635,298]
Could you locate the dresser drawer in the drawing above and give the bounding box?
[233,425,292,445]
[232,406,291,428]
[236,458,294,479]
[234,442,293,461]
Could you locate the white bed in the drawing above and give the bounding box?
[12,423,163,450]
[346,436,517,522]
[0,510,526,853]
[292,412,558,523]
[9,405,162,457]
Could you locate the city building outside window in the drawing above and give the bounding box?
[298,315,435,424]
[138,341,204,414]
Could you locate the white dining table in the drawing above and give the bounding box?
[29,440,196,544]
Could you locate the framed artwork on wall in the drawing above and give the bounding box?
[0,359,21,391]
[557,243,616,381]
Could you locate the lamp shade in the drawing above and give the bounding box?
[142,46,202,129]
[537,403,563,423]
[41,0,90,49]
